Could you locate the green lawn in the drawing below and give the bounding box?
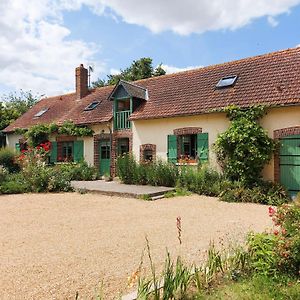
[197,276,300,300]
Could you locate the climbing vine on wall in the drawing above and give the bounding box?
[20,121,94,147]
[214,105,276,186]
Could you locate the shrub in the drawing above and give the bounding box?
[0,172,30,194]
[149,160,179,187]
[271,201,300,275]
[0,165,8,182]
[247,232,278,276]
[219,181,289,205]
[117,154,179,187]
[177,165,224,196]
[46,166,72,192]
[214,105,276,186]
[117,154,138,184]
[58,161,99,181]
[0,148,20,173]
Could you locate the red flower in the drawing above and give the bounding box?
[274,229,279,236]
[268,206,276,217]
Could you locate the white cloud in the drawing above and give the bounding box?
[267,16,279,27]
[96,0,300,35]
[110,68,121,75]
[0,0,104,96]
[1,0,300,96]
[162,64,202,74]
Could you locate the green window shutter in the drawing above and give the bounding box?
[167,135,177,163]
[74,140,84,162]
[15,143,20,153]
[49,141,57,163]
[197,133,209,162]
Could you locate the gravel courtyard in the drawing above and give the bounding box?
[0,193,272,299]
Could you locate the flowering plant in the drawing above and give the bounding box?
[269,201,300,275]
[18,141,51,167]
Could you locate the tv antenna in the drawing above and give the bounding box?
[87,63,95,87]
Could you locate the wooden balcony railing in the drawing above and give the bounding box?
[115,110,131,130]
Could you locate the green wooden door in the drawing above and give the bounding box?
[280,135,300,197]
[99,140,111,176]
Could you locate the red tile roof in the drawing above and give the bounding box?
[130,47,300,120]
[4,86,114,132]
[4,46,300,132]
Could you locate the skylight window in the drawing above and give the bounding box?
[84,101,100,111]
[33,108,48,118]
[216,75,238,88]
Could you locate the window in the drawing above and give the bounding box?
[216,75,237,88]
[167,133,208,164]
[84,101,99,111]
[33,107,48,118]
[143,149,153,162]
[140,144,156,163]
[117,138,129,156]
[117,99,130,111]
[58,141,74,162]
[180,135,197,160]
[100,142,110,159]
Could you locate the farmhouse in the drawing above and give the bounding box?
[4,47,300,194]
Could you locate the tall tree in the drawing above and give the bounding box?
[92,57,166,88]
[0,90,41,147]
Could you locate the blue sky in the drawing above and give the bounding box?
[0,1,299,97]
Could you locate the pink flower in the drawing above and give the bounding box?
[274,229,279,236]
[268,206,276,217]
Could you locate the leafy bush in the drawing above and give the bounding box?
[214,105,276,186]
[117,155,288,205]
[117,154,179,187]
[58,161,99,181]
[0,172,30,194]
[0,165,8,182]
[147,160,179,187]
[219,180,289,205]
[46,166,72,192]
[177,165,224,196]
[271,201,300,275]
[0,148,20,173]
[247,232,278,276]
[117,154,138,184]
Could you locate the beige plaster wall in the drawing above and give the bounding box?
[132,113,229,170]
[132,106,300,182]
[5,134,23,150]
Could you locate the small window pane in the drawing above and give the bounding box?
[118,138,129,156]
[84,101,100,111]
[60,141,74,162]
[34,108,48,117]
[216,75,237,88]
[101,145,110,159]
[181,134,197,159]
[143,149,153,162]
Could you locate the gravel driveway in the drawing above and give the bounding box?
[0,193,272,299]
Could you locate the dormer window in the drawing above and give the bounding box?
[33,108,48,118]
[216,75,238,88]
[84,101,99,111]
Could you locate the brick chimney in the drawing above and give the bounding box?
[75,64,89,100]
